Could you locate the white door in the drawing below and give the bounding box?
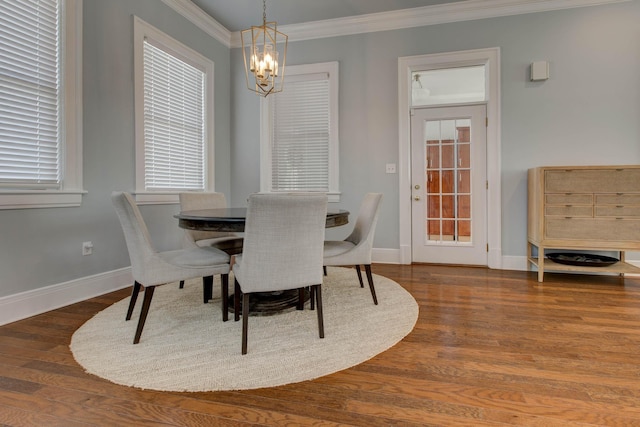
[410,105,487,265]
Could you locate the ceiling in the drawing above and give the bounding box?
[190,0,465,32]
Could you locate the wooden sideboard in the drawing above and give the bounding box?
[527,165,640,282]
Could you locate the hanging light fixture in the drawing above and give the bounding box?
[241,0,288,97]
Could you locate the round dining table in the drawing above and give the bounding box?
[174,207,350,316]
[175,207,350,233]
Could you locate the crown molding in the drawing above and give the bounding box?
[161,0,232,47]
[229,0,629,47]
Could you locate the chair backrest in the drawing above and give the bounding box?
[179,192,233,241]
[111,191,156,280]
[238,193,328,293]
[345,193,383,251]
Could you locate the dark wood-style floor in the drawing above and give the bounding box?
[2,264,640,426]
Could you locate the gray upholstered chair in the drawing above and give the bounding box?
[178,192,244,313]
[232,193,328,355]
[323,193,383,305]
[112,192,230,344]
[179,192,244,255]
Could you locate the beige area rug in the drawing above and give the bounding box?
[70,267,418,392]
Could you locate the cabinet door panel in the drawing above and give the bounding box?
[545,218,640,241]
[596,194,640,205]
[595,206,640,217]
[545,169,640,193]
[545,206,593,217]
[545,194,593,205]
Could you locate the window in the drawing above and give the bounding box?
[133,17,214,204]
[411,65,486,107]
[260,62,339,202]
[0,0,83,209]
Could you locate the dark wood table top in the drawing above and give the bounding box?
[175,207,349,232]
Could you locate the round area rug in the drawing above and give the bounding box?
[70,267,418,392]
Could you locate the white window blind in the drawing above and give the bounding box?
[143,39,205,191]
[0,0,61,188]
[270,75,330,191]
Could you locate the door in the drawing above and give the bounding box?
[410,105,487,265]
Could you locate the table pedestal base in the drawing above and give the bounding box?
[228,289,310,316]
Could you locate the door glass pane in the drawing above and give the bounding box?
[423,117,474,244]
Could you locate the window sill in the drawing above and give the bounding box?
[0,190,86,210]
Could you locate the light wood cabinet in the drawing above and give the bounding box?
[528,165,640,282]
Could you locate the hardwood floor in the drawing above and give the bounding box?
[2,264,640,426]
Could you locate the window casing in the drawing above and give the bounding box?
[133,17,214,204]
[260,62,339,202]
[0,0,83,209]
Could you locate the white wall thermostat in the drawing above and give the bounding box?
[530,61,549,81]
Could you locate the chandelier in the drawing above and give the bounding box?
[241,0,288,97]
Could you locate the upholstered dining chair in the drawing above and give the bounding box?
[179,192,244,255]
[111,192,230,344]
[232,193,328,355]
[323,193,383,305]
[178,192,244,311]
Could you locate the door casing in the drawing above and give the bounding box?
[398,47,502,268]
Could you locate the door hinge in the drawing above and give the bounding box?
[485,117,488,127]
[486,180,489,190]
[486,243,489,252]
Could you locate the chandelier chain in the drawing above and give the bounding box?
[263,0,267,25]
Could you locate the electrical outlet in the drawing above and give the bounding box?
[82,241,93,256]
[386,163,396,174]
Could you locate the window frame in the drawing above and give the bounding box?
[260,61,340,202]
[0,0,84,210]
[133,16,215,205]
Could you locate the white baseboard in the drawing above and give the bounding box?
[4,254,638,327]
[0,267,133,326]
[372,248,403,264]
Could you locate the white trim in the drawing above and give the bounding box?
[4,255,637,326]
[133,16,215,204]
[228,0,629,47]
[0,0,84,210]
[0,268,132,327]
[160,0,231,47]
[260,61,340,202]
[398,48,502,268]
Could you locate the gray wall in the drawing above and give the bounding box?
[0,0,231,298]
[231,0,640,254]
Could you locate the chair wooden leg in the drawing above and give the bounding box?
[310,286,315,310]
[323,266,327,276]
[126,281,142,321]
[364,264,378,305]
[297,288,305,310]
[133,285,155,344]
[203,275,213,303]
[242,293,250,354]
[355,265,364,287]
[234,279,241,322]
[221,274,229,322]
[179,280,184,289]
[314,285,324,338]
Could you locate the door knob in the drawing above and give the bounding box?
[414,184,420,190]
[414,196,420,201]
